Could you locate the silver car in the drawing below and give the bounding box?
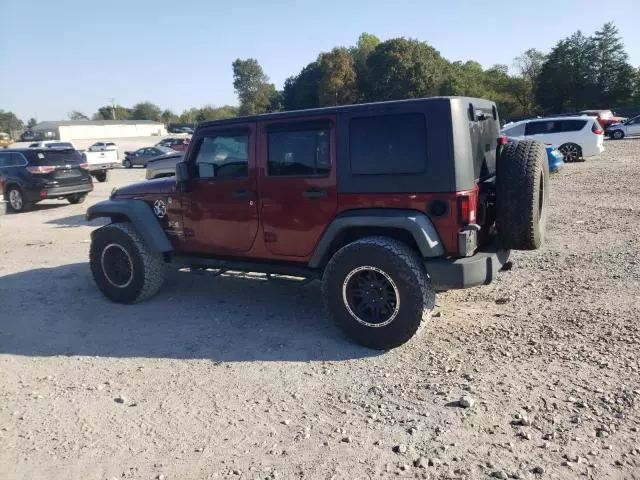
[145,152,184,180]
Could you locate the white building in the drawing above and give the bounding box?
[32,120,167,141]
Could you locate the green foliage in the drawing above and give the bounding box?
[0,110,23,139]
[68,110,89,121]
[318,48,358,106]
[364,38,447,102]
[232,58,278,115]
[161,109,178,124]
[130,102,162,121]
[194,105,239,122]
[27,118,37,129]
[92,105,131,120]
[283,61,323,111]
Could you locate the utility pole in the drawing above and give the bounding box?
[108,97,116,120]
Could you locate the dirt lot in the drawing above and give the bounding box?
[1,140,639,480]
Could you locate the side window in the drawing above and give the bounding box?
[268,127,330,177]
[11,154,26,166]
[349,113,427,175]
[525,121,553,135]
[503,123,525,137]
[557,120,586,132]
[0,153,10,167]
[194,133,249,178]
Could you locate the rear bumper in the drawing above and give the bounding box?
[88,162,119,172]
[425,241,511,290]
[25,183,93,201]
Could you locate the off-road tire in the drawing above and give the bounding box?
[496,139,549,250]
[89,222,165,304]
[94,170,109,182]
[321,236,435,350]
[67,193,87,204]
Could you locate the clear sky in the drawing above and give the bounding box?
[1,0,639,121]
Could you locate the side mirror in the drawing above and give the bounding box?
[176,161,191,192]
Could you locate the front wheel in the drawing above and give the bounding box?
[89,222,166,304]
[322,237,435,350]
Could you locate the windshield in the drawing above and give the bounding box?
[30,149,84,166]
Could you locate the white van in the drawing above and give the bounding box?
[502,116,604,162]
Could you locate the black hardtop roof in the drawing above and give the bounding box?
[197,96,496,130]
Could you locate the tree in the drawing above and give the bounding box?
[232,58,278,115]
[0,110,24,139]
[317,48,358,106]
[27,118,37,129]
[350,32,380,100]
[161,109,178,124]
[591,22,635,106]
[194,105,239,122]
[282,61,323,111]
[130,102,162,121]
[512,48,546,116]
[364,38,447,102]
[68,110,89,121]
[93,105,131,120]
[535,31,598,112]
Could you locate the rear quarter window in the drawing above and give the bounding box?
[556,120,587,132]
[349,113,427,175]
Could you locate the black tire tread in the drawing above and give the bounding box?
[89,221,165,303]
[321,236,435,350]
[496,139,549,250]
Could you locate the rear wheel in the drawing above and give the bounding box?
[558,143,582,162]
[94,170,109,182]
[89,222,166,304]
[123,159,132,168]
[6,186,30,213]
[322,236,435,350]
[67,193,87,204]
[611,130,624,140]
[496,139,549,250]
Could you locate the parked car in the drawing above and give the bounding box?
[86,96,548,350]
[156,137,190,152]
[605,114,640,139]
[145,152,184,180]
[122,146,174,168]
[88,141,118,152]
[0,147,93,212]
[29,141,77,150]
[19,131,37,142]
[501,116,604,162]
[579,109,626,129]
[0,133,14,148]
[82,150,120,183]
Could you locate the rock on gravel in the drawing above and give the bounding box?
[458,395,475,408]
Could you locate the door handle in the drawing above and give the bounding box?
[302,189,328,199]
[232,189,255,199]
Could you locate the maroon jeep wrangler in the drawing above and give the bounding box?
[87,97,548,350]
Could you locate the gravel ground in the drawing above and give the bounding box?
[1,140,639,480]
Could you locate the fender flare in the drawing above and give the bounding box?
[86,199,173,253]
[308,209,445,268]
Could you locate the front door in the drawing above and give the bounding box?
[180,123,259,256]
[258,116,338,258]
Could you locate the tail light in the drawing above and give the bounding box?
[26,165,56,174]
[592,122,604,135]
[39,190,48,198]
[497,136,509,145]
[79,162,89,170]
[457,194,476,225]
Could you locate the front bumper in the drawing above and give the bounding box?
[425,241,511,290]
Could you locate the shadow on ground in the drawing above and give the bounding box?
[0,263,378,362]
[45,214,97,228]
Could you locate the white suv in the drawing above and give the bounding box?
[88,141,118,152]
[502,116,604,162]
[29,140,77,149]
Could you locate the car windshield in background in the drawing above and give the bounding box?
[30,149,84,165]
[45,142,75,149]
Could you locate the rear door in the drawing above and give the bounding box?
[258,116,337,258]
[626,116,640,136]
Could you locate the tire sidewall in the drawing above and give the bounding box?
[90,225,146,303]
[323,242,427,350]
[7,186,24,213]
[613,130,624,140]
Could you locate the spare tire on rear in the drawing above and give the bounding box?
[496,139,549,250]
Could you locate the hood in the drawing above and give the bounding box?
[112,177,176,198]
